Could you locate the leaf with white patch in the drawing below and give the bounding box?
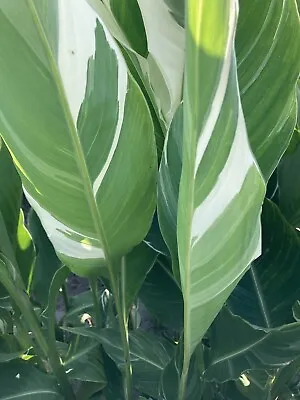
[87,0,185,127]
[177,1,265,391]
[0,0,157,277]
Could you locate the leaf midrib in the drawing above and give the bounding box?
[27,0,111,262]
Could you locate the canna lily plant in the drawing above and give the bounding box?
[0,0,299,399]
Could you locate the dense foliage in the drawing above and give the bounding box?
[0,0,299,399]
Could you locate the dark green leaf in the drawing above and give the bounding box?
[228,200,300,328]
[29,210,62,306]
[62,327,174,398]
[0,360,63,399]
[138,260,183,331]
[205,307,300,382]
[63,336,106,386]
[110,0,148,57]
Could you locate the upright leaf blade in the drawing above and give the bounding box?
[0,0,157,277]
[179,0,265,365]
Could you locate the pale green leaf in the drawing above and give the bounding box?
[178,0,265,363]
[0,0,157,277]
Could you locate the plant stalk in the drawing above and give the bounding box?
[109,258,132,400]
[0,260,75,399]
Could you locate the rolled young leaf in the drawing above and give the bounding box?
[0,0,157,277]
[178,0,265,372]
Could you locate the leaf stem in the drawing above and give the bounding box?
[89,278,102,327]
[178,351,190,400]
[109,258,132,400]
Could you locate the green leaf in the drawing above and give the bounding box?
[237,0,300,180]
[88,0,185,126]
[62,336,107,386]
[235,371,273,400]
[119,242,157,316]
[0,1,157,277]
[0,335,24,362]
[228,199,300,328]
[178,0,265,366]
[278,139,300,228]
[138,260,183,331]
[0,140,22,247]
[109,0,148,57]
[0,360,63,399]
[63,327,174,398]
[205,307,300,382]
[16,211,35,294]
[161,344,203,400]
[28,210,62,306]
[158,104,182,281]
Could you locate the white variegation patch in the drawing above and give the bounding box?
[24,189,105,260]
[58,0,98,123]
[191,106,254,245]
[137,0,185,124]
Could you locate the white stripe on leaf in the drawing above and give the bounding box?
[92,22,128,195]
[24,189,105,260]
[58,0,97,123]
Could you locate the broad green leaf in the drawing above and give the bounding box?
[228,200,300,328]
[62,337,107,386]
[0,0,157,277]
[178,0,265,365]
[236,0,300,180]
[138,260,183,331]
[28,210,62,306]
[205,307,300,382]
[64,290,100,327]
[109,0,148,57]
[164,0,185,27]
[88,0,185,126]
[278,138,300,228]
[271,357,300,399]
[0,360,63,399]
[63,327,174,398]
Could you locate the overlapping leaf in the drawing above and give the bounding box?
[177,1,265,365]
[228,199,300,328]
[87,0,185,127]
[205,307,300,382]
[237,0,300,180]
[0,0,157,277]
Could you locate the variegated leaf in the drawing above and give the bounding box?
[87,0,185,127]
[178,0,265,376]
[0,0,157,277]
